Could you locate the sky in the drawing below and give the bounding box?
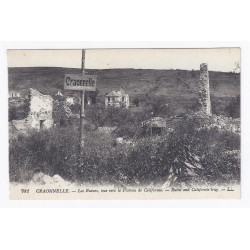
[7,48,240,72]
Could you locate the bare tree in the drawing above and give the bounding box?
[233,61,241,73]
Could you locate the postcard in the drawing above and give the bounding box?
[8,48,240,199]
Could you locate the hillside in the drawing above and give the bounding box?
[8,67,240,116]
[8,67,240,96]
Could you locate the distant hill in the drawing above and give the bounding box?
[8,67,240,97]
[8,67,240,116]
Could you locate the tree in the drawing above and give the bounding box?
[9,98,29,121]
[226,95,240,118]
[191,69,196,77]
[84,89,98,105]
[210,80,219,92]
[145,95,174,117]
[233,61,241,73]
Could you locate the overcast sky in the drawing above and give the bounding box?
[8,48,240,72]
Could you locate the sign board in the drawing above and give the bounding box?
[64,74,97,91]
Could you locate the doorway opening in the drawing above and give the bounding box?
[151,127,162,136]
[39,120,45,130]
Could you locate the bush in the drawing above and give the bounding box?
[226,95,240,118]
[168,116,240,185]
[143,95,176,117]
[133,97,140,107]
[9,126,79,182]
[9,113,240,187]
[9,98,29,121]
[85,104,134,128]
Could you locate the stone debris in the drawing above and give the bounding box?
[198,114,240,134]
[31,172,70,186]
[97,126,117,134]
[116,137,124,144]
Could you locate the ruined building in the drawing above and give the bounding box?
[105,88,129,108]
[10,88,54,132]
[199,63,211,115]
[141,117,167,136]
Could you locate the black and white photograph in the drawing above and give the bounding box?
[8,48,241,199]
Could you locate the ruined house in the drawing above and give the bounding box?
[10,88,54,132]
[141,117,167,136]
[105,88,129,108]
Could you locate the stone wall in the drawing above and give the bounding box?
[10,88,54,132]
[28,88,54,130]
[199,63,211,115]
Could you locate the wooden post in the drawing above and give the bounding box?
[81,49,85,75]
[80,50,85,152]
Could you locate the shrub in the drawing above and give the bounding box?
[9,113,240,187]
[9,127,79,182]
[226,95,240,118]
[9,98,29,121]
[133,97,140,107]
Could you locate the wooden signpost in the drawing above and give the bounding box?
[64,49,97,153]
[64,74,97,91]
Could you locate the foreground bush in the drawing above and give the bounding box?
[9,116,240,187]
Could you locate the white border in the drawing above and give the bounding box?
[1,41,249,207]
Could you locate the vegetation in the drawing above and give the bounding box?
[9,98,29,121]
[211,95,240,118]
[225,95,240,118]
[133,97,140,107]
[9,112,240,187]
[8,67,241,187]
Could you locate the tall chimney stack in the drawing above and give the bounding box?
[199,63,211,115]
